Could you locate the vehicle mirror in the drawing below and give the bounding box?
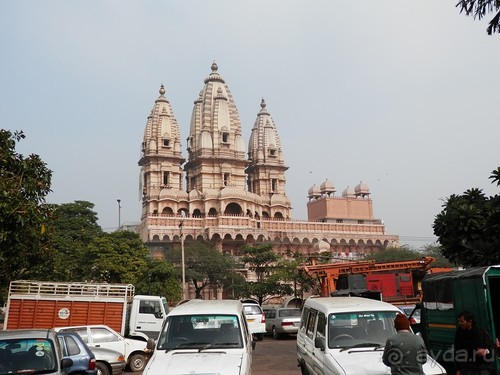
[146,338,156,351]
[314,336,325,351]
[155,311,163,319]
[61,358,73,369]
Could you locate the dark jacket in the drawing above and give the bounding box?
[454,325,494,371]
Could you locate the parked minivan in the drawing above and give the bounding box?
[143,299,254,375]
[296,297,447,375]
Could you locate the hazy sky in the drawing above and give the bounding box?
[2,1,499,248]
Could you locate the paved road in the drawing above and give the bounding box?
[252,335,300,375]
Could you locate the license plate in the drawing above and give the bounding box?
[247,318,254,323]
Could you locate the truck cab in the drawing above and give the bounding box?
[129,295,169,339]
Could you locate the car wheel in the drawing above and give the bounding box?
[128,353,147,372]
[300,360,310,375]
[96,362,110,375]
[272,326,280,340]
[254,333,264,341]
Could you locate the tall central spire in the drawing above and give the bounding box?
[184,62,248,193]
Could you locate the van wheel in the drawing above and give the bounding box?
[272,326,280,340]
[96,362,110,375]
[300,361,309,375]
[128,353,146,372]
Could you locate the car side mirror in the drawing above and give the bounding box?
[61,358,73,369]
[146,338,156,351]
[314,336,326,351]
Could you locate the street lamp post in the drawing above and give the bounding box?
[179,219,186,300]
[117,199,121,229]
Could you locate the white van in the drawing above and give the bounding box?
[296,297,447,375]
[143,299,254,375]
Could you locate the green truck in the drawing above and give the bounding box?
[419,266,500,375]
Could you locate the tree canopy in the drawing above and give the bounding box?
[433,167,500,267]
[0,130,53,301]
[166,241,242,300]
[239,244,293,305]
[457,0,500,34]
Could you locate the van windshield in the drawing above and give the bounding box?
[158,314,243,350]
[328,311,399,348]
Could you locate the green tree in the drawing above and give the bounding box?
[166,241,241,299]
[419,244,454,268]
[85,230,150,284]
[0,130,53,302]
[135,258,182,304]
[274,253,320,301]
[363,246,423,262]
[433,167,500,267]
[239,244,293,305]
[457,0,500,35]
[48,201,103,280]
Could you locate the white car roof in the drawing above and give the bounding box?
[169,299,243,316]
[303,297,401,314]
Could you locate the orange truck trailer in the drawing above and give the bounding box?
[3,280,169,339]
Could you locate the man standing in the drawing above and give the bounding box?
[454,310,494,375]
[383,313,427,375]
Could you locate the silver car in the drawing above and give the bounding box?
[263,307,301,339]
[91,347,126,375]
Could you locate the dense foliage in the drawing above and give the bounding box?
[433,167,500,267]
[0,130,53,301]
[457,0,500,34]
[238,244,294,305]
[166,241,244,300]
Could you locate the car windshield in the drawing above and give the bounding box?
[157,314,243,350]
[0,338,57,375]
[328,311,399,349]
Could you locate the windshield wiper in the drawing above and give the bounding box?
[164,342,213,352]
[340,343,383,352]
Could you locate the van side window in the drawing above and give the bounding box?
[306,310,318,339]
[300,307,309,331]
[316,313,326,340]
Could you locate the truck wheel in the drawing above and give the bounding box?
[128,353,146,372]
[96,362,110,375]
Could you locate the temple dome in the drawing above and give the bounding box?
[354,181,370,196]
[188,189,203,200]
[320,179,335,195]
[308,184,321,198]
[342,186,356,198]
[219,185,248,199]
[270,193,291,206]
